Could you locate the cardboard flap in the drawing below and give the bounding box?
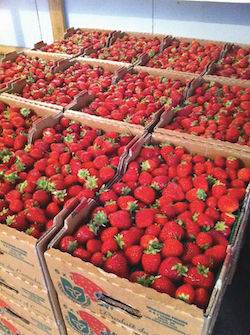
[134,52,151,66]
[185,76,204,98]
[64,90,93,111]
[111,66,131,85]
[5,78,27,94]
[51,58,76,74]
[28,112,63,144]
[221,42,233,59]
[108,30,125,47]
[144,106,165,133]
[33,40,47,50]
[64,27,76,39]
[1,51,20,63]
[83,46,97,56]
[159,35,173,53]
[154,107,176,130]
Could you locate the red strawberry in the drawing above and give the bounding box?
[212,181,227,198]
[186,188,207,202]
[237,168,250,182]
[193,175,208,192]
[161,238,184,258]
[134,185,156,205]
[194,287,209,309]
[151,276,176,297]
[59,236,78,253]
[163,182,184,201]
[86,239,102,254]
[104,252,129,278]
[182,242,200,263]
[135,208,155,228]
[220,212,236,226]
[196,213,215,230]
[192,254,213,268]
[158,257,188,281]
[6,213,28,231]
[184,266,214,288]
[109,210,131,229]
[189,199,206,214]
[159,221,185,241]
[117,195,137,211]
[175,284,195,304]
[101,238,118,254]
[205,245,227,266]
[196,232,213,250]
[142,251,162,275]
[177,161,192,178]
[26,207,47,225]
[73,248,91,261]
[75,225,96,244]
[218,195,239,213]
[185,218,200,240]
[125,245,143,266]
[226,156,239,170]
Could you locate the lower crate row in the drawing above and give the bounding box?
[0,95,249,335]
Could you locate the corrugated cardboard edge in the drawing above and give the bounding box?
[153,129,250,166]
[1,92,63,111]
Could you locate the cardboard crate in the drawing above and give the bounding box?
[45,132,250,335]
[153,75,250,161]
[0,296,58,335]
[66,63,198,134]
[59,295,139,335]
[33,27,121,58]
[0,266,53,320]
[1,56,130,111]
[0,316,25,335]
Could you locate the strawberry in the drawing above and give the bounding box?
[125,245,143,266]
[186,188,207,202]
[114,230,135,250]
[175,284,195,304]
[227,187,246,201]
[73,248,91,261]
[101,238,118,254]
[193,175,208,192]
[159,221,185,241]
[161,238,184,258]
[6,213,28,231]
[218,195,239,213]
[91,252,104,267]
[237,168,250,182]
[196,232,213,250]
[134,185,156,205]
[177,160,192,178]
[212,181,227,198]
[26,207,47,225]
[208,230,229,247]
[59,236,78,253]
[145,224,161,237]
[189,199,206,214]
[86,239,102,254]
[135,208,155,228]
[185,218,200,240]
[192,254,213,268]
[98,188,117,204]
[75,225,95,243]
[109,210,131,229]
[158,257,188,281]
[117,195,137,211]
[226,156,239,170]
[194,287,209,309]
[163,182,184,201]
[182,242,201,263]
[142,251,162,275]
[205,245,227,266]
[196,213,215,230]
[100,226,118,242]
[139,171,152,185]
[220,212,236,226]
[184,265,214,289]
[104,252,129,278]
[151,276,176,297]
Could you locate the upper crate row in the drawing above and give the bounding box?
[31,27,250,80]
[0,50,249,151]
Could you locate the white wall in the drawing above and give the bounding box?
[0,0,249,48]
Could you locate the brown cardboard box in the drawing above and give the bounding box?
[59,295,139,335]
[0,315,25,335]
[0,266,53,320]
[45,133,250,335]
[0,296,58,335]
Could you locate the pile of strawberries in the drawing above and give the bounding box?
[91,35,161,63]
[82,71,187,125]
[213,45,250,80]
[164,82,250,146]
[146,40,222,74]
[40,30,110,55]
[0,109,133,239]
[0,55,54,89]
[18,62,113,106]
[59,141,250,309]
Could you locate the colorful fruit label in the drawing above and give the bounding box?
[0,318,19,335]
[66,310,116,335]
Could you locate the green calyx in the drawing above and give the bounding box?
[52,189,67,200]
[126,201,138,212]
[144,240,163,255]
[121,186,131,196]
[215,221,228,231]
[17,180,28,193]
[20,108,31,117]
[114,234,125,249]
[197,265,209,277]
[6,215,15,226]
[36,177,55,193]
[14,156,25,172]
[68,240,78,253]
[5,171,19,183]
[85,176,98,190]
[197,189,207,200]
[77,169,90,181]
[172,263,188,276]
[136,274,157,287]
[88,210,108,234]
